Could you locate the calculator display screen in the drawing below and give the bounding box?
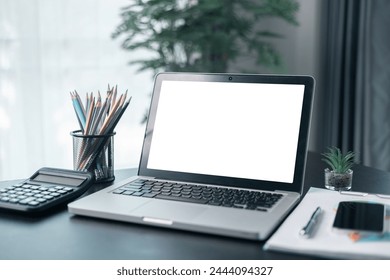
[32,174,85,186]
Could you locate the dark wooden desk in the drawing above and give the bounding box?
[1,152,389,259]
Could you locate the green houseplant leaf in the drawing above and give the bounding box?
[322,147,356,174]
[112,0,300,73]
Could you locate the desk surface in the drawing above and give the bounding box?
[1,151,390,260]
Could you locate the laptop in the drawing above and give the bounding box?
[68,72,315,240]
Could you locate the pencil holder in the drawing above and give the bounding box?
[71,130,115,183]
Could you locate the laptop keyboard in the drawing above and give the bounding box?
[111,179,283,212]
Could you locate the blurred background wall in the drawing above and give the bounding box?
[1,0,389,181]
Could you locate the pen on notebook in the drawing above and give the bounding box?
[299,206,322,238]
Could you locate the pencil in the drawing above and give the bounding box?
[84,96,95,135]
[70,86,131,172]
[70,92,86,130]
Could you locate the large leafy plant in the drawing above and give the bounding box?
[112,0,299,73]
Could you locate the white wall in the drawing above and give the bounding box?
[0,0,153,181]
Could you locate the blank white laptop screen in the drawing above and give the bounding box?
[147,80,305,184]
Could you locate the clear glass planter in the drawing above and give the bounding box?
[324,168,353,191]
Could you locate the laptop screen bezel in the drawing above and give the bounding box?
[138,72,314,194]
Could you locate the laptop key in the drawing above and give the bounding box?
[233,203,246,209]
[113,189,125,194]
[125,185,142,190]
[132,180,145,185]
[155,194,208,205]
[142,193,156,198]
[246,204,257,210]
[132,192,144,196]
[208,200,221,206]
[222,201,234,207]
[150,190,161,195]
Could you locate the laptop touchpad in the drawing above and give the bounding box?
[131,200,207,222]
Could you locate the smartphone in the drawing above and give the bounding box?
[333,201,385,234]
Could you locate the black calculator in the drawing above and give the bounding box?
[0,167,94,213]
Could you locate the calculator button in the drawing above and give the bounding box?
[28,201,40,206]
[41,191,50,195]
[55,186,64,190]
[1,197,10,202]
[63,187,73,192]
[9,198,20,203]
[30,186,40,190]
[24,192,35,197]
[43,195,53,200]
[36,198,47,203]
[17,195,27,200]
[39,187,48,191]
[57,190,67,194]
[34,194,44,198]
[51,192,61,197]
[19,197,36,204]
[12,183,24,187]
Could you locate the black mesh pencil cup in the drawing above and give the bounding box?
[71,130,115,183]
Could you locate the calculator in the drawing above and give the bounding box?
[0,167,94,213]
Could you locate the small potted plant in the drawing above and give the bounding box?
[322,147,356,191]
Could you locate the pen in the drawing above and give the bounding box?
[299,206,322,238]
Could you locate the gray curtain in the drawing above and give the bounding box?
[322,0,390,171]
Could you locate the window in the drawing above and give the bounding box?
[0,0,152,180]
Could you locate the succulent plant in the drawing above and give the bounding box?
[322,147,355,174]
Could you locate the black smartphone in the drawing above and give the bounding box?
[333,201,385,234]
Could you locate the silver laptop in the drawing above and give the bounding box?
[68,73,315,240]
